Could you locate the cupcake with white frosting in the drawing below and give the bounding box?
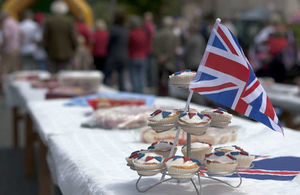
[169,69,196,87]
[148,141,177,159]
[228,150,255,169]
[178,111,211,135]
[126,149,148,167]
[181,142,212,163]
[132,152,164,176]
[165,156,200,179]
[148,109,179,132]
[214,145,243,153]
[201,107,232,128]
[205,151,237,174]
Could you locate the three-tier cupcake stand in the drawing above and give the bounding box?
[128,83,244,195]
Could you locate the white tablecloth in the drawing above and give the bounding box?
[27,97,300,195]
[264,83,300,113]
[4,71,50,108]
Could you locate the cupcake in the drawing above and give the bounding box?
[132,152,164,176]
[178,112,211,135]
[126,149,147,167]
[181,142,212,163]
[169,69,196,88]
[147,141,177,159]
[214,145,243,153]
[165,156,200,179]
[205,151,238,175]
[201,107,232,128]
[228,150,255,169]
[148,109,179,132]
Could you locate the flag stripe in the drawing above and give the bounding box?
[205,53,249,82]
[265,96,275,120]
[191,82,236,93]
[237,170,300,175]
[243,80,260,97]
[235,99,248,114]
[217,26,239,56]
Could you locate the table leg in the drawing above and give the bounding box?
[12,107,20,148]
[25,113,36,179]
[38,138,52,195]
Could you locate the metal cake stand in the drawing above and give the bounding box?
[130,84,244,195]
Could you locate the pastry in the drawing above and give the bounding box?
[205,151,238,174]
[169,69,196,87]
[147,141,177,159]
[165,156,200,178]
[132,152,164,176]
[214,145,243,153]
[228,150,255,169]
[181,142,212,163]
[148,109,179,132]
[178,112,211,135]
[126,149,147,167]
[201,107,232,128]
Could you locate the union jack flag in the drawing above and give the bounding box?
[189,19,283,134]
[199,156,300,180]
[231,156,300,181]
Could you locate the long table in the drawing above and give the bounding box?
[27,97,300,195]
[4,71,117,194]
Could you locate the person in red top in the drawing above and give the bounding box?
[75,17,92,49]
[143,12,156,88]
[128,15,148,93]
[92,19,109,72]
[266,23,288,82]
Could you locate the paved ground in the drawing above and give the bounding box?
[0,95,63,195]
[0,96,13,148]
[0,95,38,195]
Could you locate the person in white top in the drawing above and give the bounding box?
[20,10,39,70]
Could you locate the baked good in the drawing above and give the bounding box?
[228,150,255,169]
[169,69,196,87]
[214,145,243,153]
[181,142,212,163]
[205,151,238,174]
[147,141,177,158]
[178,112,211,135]
[141,128,199,145]
[126,149,148,167]
[148,109,179,132]
[141,125,240,146]
[201,107,232,128]
[57,70,103,92]
[165,156,200,178]
[132,152,164,176]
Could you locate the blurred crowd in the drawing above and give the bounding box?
[1,1,300,96]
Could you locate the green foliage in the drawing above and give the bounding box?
[0,0,5,7]
[118,0,163,15]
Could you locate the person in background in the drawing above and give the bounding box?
[72,35,93,70]
[33,12,47,70]
[19,10,39,70]
[143,11,156,90]
[0,11,22,93]
[153,16,179,96]
[128,15,147,93]
[75,16,92,49]
[43,0,77,73]
[266,23,288,82]
[105,10,128,91]
[92,19,109,73]
[183,22,205,71]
